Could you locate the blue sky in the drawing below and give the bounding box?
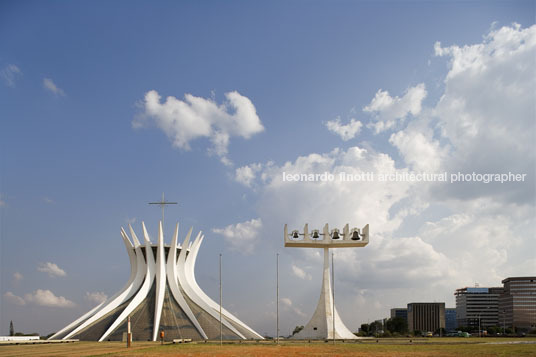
[1,0,535,336]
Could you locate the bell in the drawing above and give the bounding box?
[292,231,299,239]
[312,230,320,239]
[332,230,340,239]
[351,231,360,240]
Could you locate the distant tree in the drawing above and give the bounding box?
[9,321,14,336]
[292,325,304,336]
[385,317,408,334]
[44,332,56,340]
[369,321,383,335]
[360,323,369,335]
[487,326,499,335]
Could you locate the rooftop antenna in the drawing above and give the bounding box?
[148,192,177,225]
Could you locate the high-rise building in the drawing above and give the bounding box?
[499,277,536,331]
[390,308,408,321]
[445,308,457,331]
[455,287,503,329]
[407,303,445,333]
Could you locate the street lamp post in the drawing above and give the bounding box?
[219,253,222,346]
[503,310,506,335]
[276,253,279,344]
[332,251,335,345]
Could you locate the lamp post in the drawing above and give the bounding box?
[219,253,222,345]
[477,306,490,337]
[332,251,335,345]
[276,253,279,344]
[503,309,506,335]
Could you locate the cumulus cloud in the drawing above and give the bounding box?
[212,218,263,254]
[4,292,26,306]
[4,290,75,308]
[135,90,264,165]
[431,23,535,204]
[37,262,66,277]
[13,272,23,282]
[85,291,108,305]
[257,146,415,235]
[280,297,306,317]
[43,78,65,96]
[24,289,75,308]
[364,83,427,133]
[235,163,263,187]
[325,117,363,141]
[389,120,446,172]
[291,264,312,280]
[1,64,21,87]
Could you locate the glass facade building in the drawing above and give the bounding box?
[499,277,536,331]
[445,308,457,331]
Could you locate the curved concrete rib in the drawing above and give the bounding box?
[62,229,145,340]
[152,221,166,341]
[186,234,263,339]
[177,230,245,338]
[166,224,207,339]
[99,223,156,341]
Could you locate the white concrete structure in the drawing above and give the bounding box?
[0,336,40,342]
[285,223,369,340]
[49,221,263,341]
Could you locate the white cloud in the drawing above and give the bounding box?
[389,120,446,172]
[291,264,312,280]
[364,83,427,133]
[280,297,307,317]
[0,64,21,87]
[24,289,75,308]
[257,146,415,235]
[43,197,55,204]
[37,262,66,277]
[431,23,535,205]
[43,78,65,96]
[135,90,264,165]
[4,292,26,306]
[235,163,263,187]
[212,218,263,254]
[280,297,292,306]
[85,291,108,305]
[4,290,75,308]
[325,117,363,141]
[13,272,23,282]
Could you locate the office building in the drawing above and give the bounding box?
[390,308,408,321]
[407,303,445,333]
[455,287,502,329]
[445,308,457,331]
[499,277,536,331]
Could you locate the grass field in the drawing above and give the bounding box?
[1,338,535,357]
